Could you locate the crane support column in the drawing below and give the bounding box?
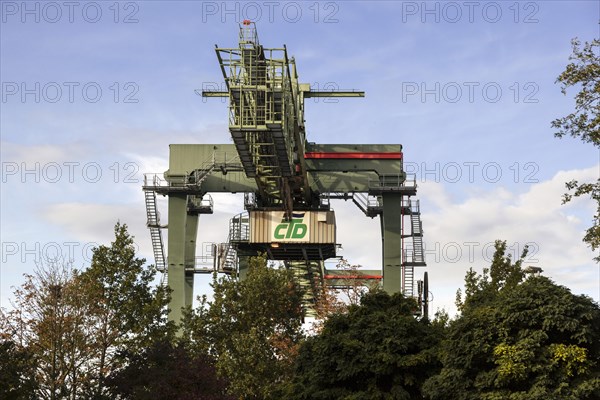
[238,255,249,280]
[184,213,199,307]
[167,194,188,322]
[381,193,403,294]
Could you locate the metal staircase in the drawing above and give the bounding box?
[321,192,381,218]
[352,192,381,217]
[217,212,250,273]
[285,260,324,317]
[403,266,414,297]
[402,198,426,296]
[409,202,424,261]
[403,199,425,265]
[142,151,233,284]
[144,189,167,285]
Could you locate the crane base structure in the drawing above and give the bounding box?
[142,23,427,323]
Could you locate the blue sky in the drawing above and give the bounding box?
[1,0,599,315]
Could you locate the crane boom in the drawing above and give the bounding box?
[204,22,363,219]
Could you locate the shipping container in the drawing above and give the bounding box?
[249,210,336,244]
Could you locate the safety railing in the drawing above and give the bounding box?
[368,173,416,191]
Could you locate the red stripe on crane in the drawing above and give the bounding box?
[304,152,402,159]
[324,275,383,280]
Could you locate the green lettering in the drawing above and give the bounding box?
[274,223,287,239]
[291,223,308,239]
[285,219,297,238]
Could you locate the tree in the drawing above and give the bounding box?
[77,222,173,398]
[183,254,305,400]
[310,258,376,335]
[331,258,379,306]
[310,280,347,335]
[0,340,37,399]
[424,244,600,400]
[288,291,442,400]
[455,240,527,313]
[0,223,172,399]
[552,38,600,262]
[552,38,600,146]
[0,262,93,399]
[107,339,234,400]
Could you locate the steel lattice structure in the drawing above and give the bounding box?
[143,22,428,322]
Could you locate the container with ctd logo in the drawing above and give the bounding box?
[249,211,336,259]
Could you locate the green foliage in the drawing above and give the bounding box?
[81,222,173,347]
[424,243,600,400]
[288,291,443,400]
[552,37,600,262]
[552,38,599,146]
[0,262,92,399]
[0,223,172,399]
[107,339,234,400]
[455,240,527,312]
[562,178,600,262]
[182,254,305,400]
[0,340,37,399]
[78,223,173,398]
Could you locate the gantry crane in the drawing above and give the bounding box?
[143,22,428,322]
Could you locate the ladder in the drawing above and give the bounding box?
[402,199,426,296]
[286,260,324,317]
[403,266,414,297]
[144,190,167,285]
[408,199,425,265]
[217,212,250,273]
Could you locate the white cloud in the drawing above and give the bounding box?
[419,165,599,316]
[1,142,85,165]
[42,202,149,256]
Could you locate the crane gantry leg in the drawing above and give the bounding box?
[381,193,403,294]
[184,213,199,307]
[167,194,200,323]
[167,194,188,323]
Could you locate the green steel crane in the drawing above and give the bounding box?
[143,22,428,322]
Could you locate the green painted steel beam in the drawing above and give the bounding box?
[238,255,249,281]
[184,214,199,307]
[305,144,402,153]
[201,89,365,98]
[167,194,188,324]
[201,90,228,97]
[381,193,403,294]
[302,90,365,98]
[163,144,411,195]
[308,171,380,193]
